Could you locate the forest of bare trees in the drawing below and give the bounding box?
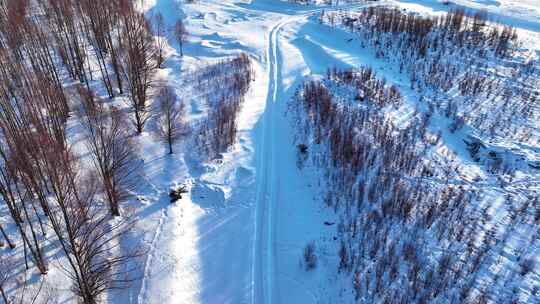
[121,10,157,133]
[0,0,250,299]
[297,7,540,303]
[0,0,158,302]
[321,7,538,145]
[196,53,253,158]
[290,67,538,303]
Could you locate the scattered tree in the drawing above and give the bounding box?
[79,87,140,217]
[154,12,167,68]
[303,242,317,271]
[173,19,188,57]
[121,11,157,133]
[156,86,187,154]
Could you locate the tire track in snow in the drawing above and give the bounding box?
[252,18,282,304]
[137,175,168,304]
[252,4,383,303]
[137,207,168,304]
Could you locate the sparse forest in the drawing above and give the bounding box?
[290,67,539,303]
[284,6,540,303]
[196,53,254,158]
[321,7,538,147]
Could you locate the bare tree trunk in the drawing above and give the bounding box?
[121,11,157,133]
[20,201,47,274]
[0,283,8,304]
[157,86,186,155]
[0,223,15,249]
[23,237,29,270]
[174,19,187,58]
[30,200,47,238]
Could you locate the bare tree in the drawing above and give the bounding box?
[121,11,157,133]
[154,12,166,68]
[78,87,140,217]
[43,145,136,304]
[0,256,10,303]
[57,173,139,303]
[39,0,91,84]
[173,19,188,57]
[78,0,117,98]
[156,86,186,154]
[0,223,15,249]
[102,0,127,94]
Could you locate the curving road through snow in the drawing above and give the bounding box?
[134,1,389,304]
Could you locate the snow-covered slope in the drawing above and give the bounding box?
[135,0,539,303]
[1,0,538,303]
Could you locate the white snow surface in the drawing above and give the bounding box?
[130,1,381,303]
[3,0,538,303]
[130,0,540,303]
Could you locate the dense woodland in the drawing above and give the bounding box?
[321,7,538,146]
[287,6,539,303]
[0,1,146,302]
[0,0,249,302]
[291,68,538,303]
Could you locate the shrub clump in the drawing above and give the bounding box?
[303,242,317,271]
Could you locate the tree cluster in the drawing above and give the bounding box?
[196,53,253,158]
[326,66,402,107]
[0,0,149,302]
[1,0,161,134]
[290,71,539,303]
[321,7,538,144]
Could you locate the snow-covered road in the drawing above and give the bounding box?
[132,0,540,303]
[132,1,375,302]
[131,2,352,301]
[252,18,281,304]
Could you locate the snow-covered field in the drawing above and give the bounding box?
[1,0,539,303]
